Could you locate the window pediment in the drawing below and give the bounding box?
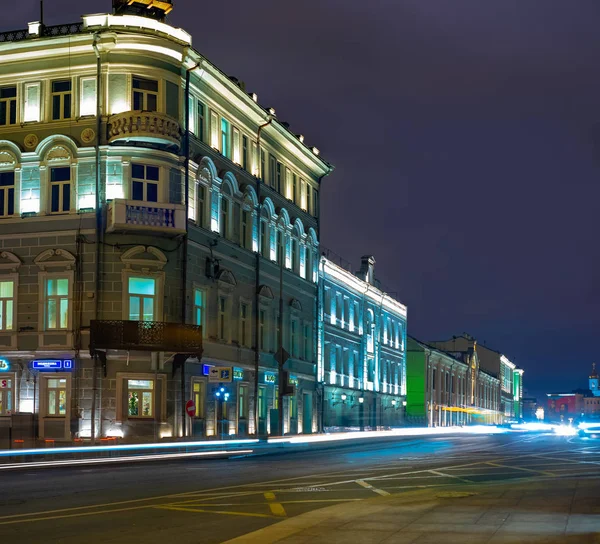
[0,251,21,272]
[46,145,73,163]
[34,249,75,271]
[121,245,167,271]
[289,298,302,312]
[258,285,274,301]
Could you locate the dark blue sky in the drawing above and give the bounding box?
[5,1,600,400]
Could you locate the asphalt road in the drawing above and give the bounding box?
[1,432,599,543]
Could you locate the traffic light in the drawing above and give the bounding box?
[281,371,295,396]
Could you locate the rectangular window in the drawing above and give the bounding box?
[132,164,159,202]
[194,289,204,328]
[50,166,71,213]
[0,87,17,126]
[0,171,15,217]
[24,82,41,123]
[219,296,227,341]
[306,186,311,215]
[240,303,249,347]
[197,184,205,227]
[0,280,14,331]
[127,379,154,418]
[221,118,230,158]
[276,231,283,264]
[258,386,267,419]
[47,378,67,416]
[303,324,310,361]
[197,101,205,141]
[0,378,12,416]
[45,277,69,330]
[241,209,251,249]
[238,384,248,419]
[232,126,240,164]
[292,174,297,204]
[242,135,248,170]
[291,239,298,272]
[133,77,158,112]
[259,309,267,351]
[220,197,229,238]
[260,149,266,180]
[51,80,72,121]
[80,77,97,117]
[313,189,319,217]
[276,162,282,193]
[260,221,268,257]
[269,156,276,187]
[128,277,156,321]
[193,381,205,418]
[291,319,298,358]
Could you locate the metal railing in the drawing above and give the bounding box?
[90,320,203,352]
[0,23,83,43]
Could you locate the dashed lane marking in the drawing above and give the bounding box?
[264,492,287,517]
[355,480,391,496]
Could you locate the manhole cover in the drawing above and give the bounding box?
[436,491,478,499]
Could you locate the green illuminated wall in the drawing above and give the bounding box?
[406,339,426,418]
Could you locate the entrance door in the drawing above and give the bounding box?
[258,386,267,436]
[302,392,312,434]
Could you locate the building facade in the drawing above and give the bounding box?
[406,337,502,426]
[0,2,333,444]
[428,335,524,421]
[317,256,407,430]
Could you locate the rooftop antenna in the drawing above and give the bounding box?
[40,0,44,31]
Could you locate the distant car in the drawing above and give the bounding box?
[578,422,600,438]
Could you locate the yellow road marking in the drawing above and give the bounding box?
[485,462,556,477]
[0,505,151,526]
[263,492,287,517]
[154,505,277,519]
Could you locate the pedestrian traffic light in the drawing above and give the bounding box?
[281,371,295,396]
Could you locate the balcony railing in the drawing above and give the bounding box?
[90,320,202,353]
[106,198,186,236]
[0,23,84,43]
[108,110,181,149]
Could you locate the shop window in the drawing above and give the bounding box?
[127,379,154,418]
[0,377,12,415]
[193,381,205,418]
[0,279,14,330]
[47,378,67,416]
[45,277,69,330]
[133,77,158,112]
[238,383,248,420]
[128,277,156,321]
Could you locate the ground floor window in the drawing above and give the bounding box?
[0,377,12,415]
[258,386,267,420]
[238,383,249,420]
[127,379,154,418]
[47,378,67,416]
[193,380,205,418]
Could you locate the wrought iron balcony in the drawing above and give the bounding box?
[90,320,202,353]
[106,198,186,236]
[108,110,181,149]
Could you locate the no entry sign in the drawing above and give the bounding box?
[185,399,196,417]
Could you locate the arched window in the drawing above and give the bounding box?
[366,309,374,353]
[260,206,270,258]
[0,147,18,217]
[220,183,233,239]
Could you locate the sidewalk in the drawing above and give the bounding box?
[223,478,600,543]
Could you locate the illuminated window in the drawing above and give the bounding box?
[47,378,67,416]
[132,164,159,202]
[240,302,250,347]
[0,377,12,415]
[127,379,154,418]
[45,277,69,330]
[0,280,14,331]
[193,381,205,418]
[197,101,205,141]
[197,184,206,228]
[276,162,282,193]
[132,77,158,112]
[51,80,72,121]
[50,167,71,214]
[260,220,269,258]
[24,82,41,123]
[269,156,276,187]
[0,87,17,126]
[238,383,249,420]
[221,118,230,158]
[128,277,156,321]
[79,77,97,117]
[258,386,267,420]
[0,171,15,217]
[291,239,298,273]
[194,288,204,328]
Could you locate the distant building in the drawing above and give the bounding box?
[427,335,524,421]
[546,363,600,422]
[521,396,538,421]
[406,336,501,426]
[317,255,407,430]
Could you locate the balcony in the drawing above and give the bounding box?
[106,199,186,236]
[108,111,181,150]
[90,320,202,353]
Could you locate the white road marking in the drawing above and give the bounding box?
[355,479,390,496]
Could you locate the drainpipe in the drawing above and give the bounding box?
[253,117,272,438]
[181,58,203,438]
[91,33,102,445]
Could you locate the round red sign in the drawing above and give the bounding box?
[185,399,196,417]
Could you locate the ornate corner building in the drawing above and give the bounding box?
[0,0,333,443]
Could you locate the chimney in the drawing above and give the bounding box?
[359,255,376,285]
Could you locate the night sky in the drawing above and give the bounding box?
[4,1,600,401]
